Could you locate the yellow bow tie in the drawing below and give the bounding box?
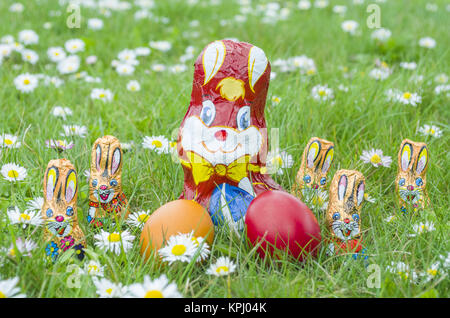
[180,151,260,185]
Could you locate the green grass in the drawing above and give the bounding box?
[0,0,449,298]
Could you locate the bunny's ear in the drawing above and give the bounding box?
[400,143,412,171]
[65,169,77,203]
[111,147,121,175]
[202,40,226,86]
[307,140,321,168]
[415,146,428,175]
[248,45,268,93]
[338,175,347,201]
[322,147,334,173]
[95,144,102,171]
[45,166,59,201]
[356,181,365,206]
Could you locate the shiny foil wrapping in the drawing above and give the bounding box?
[326,169,365,254]
[41,159,86,261]
[396,139,429,212]
[88,135,129,227]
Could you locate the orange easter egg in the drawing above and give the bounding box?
[140,199,215,261]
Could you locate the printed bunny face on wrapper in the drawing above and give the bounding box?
[42,159,86,261]
[396,139,429,213]
[177,40,283,234]
[292,137,334,200]
[326,169,365,254]
[88,135,129,227]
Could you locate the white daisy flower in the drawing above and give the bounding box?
[0,134,21,149]
[434,73,448,84]
[314,0,329,8]
[371,28,391,42]
[169,64,188,73]
[206,256,237,277]
[26,197,44,211]
[158,233,197,264]
[384,215,396,223]
[311,84,334,101]
[14,73,38,93]
[142,135,169,154]
[418,37,436,49]
[302,188,329,211]
[434,84,450,96]
[117,49,137,64]
[18,29,39,45]
[418,124,443,138]
[126,80,141,92]
[341,20,359,35]
[409,221,436,237]
[183,231,211,262]
[43,22,52,29]
[369,67,391,80]
[83,260,105,277]
[126,210,151,229]
[86,55,98,65]
[149,41,172,52]
[57,55,80,74]
[47,47,66,62]
[396,91,422,106]
[94,230,135,255]
[0,277,26,298]
[64,38,85,53]
[92,277,127,298]
[134,47,151,56]
[1,35,14,44]
[1,163,28,182]
[0,44,13,58]
[298,0,311,10]
[271,95,281,106]
[333,5,347,15]
[151,63,166,72]
[90,88,114,102]
[88,18,104,30]
[400,62,417,70]
[360,149,392,168]
[364,193,376,203]
[439,253,450,269]
[7,206,43,228]
[126,274,182,298]
[52,106,73,120]
[9,3,24,13]
[21,49,39,65]
[386,261,419,282]
[45,139,74,151]
[116,63,135,76]
[121,141,135,151]
[421,262,441,283]
[6,237,38,257]
[265,149,294,175]
[61,124,88,138]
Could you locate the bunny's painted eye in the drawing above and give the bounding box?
[399,178,405,186]
[92,179,98,187]
[352,213,360,222]
[46,209,53,218]
[320,177,326,186]
[66,206,74,217]
[415,178,423,187]
[236,106,251,131]
[110,179,118,187]
[200,100,216,126]
[332,212,340,220]
[303,175,311,184]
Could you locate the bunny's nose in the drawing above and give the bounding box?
[214,130,228,142]
[55,216,64,223]
[100,185,107,190]
[344,218,350,224]
[407,185,414,191]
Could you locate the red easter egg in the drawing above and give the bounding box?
[245,190,321,261]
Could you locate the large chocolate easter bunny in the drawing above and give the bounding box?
[292,137,334,200]
[396,139,429,213]
[326,169,365,255]
[177,40,283,233]
[87,135,129,227]
[42,159,86,262]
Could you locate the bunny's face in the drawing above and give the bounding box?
[89,135,123,204]
[42,159,78,238]
[396,139,428,209]
[326,170,365,242]
[294,137,334,195]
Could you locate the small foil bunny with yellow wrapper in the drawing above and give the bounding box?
[396,139,429,213]
[292,137,334,211]
[87,135,130,227]
[326,169,366,255]
[42,159,86,262]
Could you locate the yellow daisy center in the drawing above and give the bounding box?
[427,269,438,276]
[106,288,113,295]
[191,237,199,246]
[7,170,19,178]
[312,196,324,206]
[137,214,149,223]
[403,92,412,99]
[4,139,13,145]
[171,244,186,256]
[0,291,6,298]
[318,89,326,96]
[108,233,121,242]
[144,290,164,298]
[23,79,30,85]
[430,128,435,134]
[216,266,229,274]
[19,213,30,221]
[9,248,16,257]
[88,265,99,273]
[273,156,283,167]
[370,154,382,164]
[152,140,163,148]
[99,93,106,98]
[306,69,316,75]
